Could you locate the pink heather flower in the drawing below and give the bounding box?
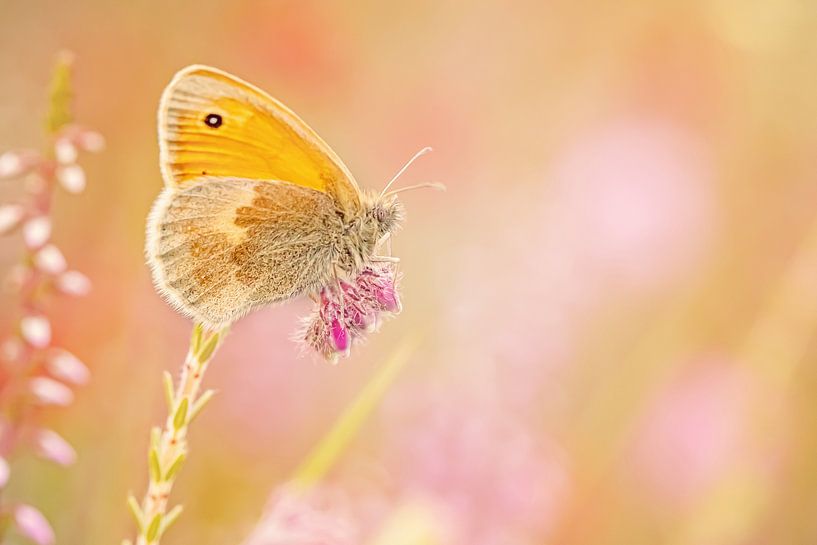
[0,337,24,364]
[75,129,105,152]
[34,429,76,466]
[0,456,9,488]
[56,164,86,194]
[628,358,751,507]
[29,377,73,406]
[385,385,571,544]
[34,244,67,275]
[301,265,401,362]
[55,270,91,296]
[22,217,51,249]
[0,151,24,178]
[0,204,25,234]
[46,349,89,385]
[241,487,359,545]
[54,138,77,164]
[13,504,55,545]
[20,316,51,348]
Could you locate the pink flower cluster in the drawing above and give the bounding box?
[301,266,401,363]
[0,123,101,545]
[241,487,359,545]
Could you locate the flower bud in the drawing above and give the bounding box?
[46,349,90,385]
[29,377,73,406]
[22,216,51,249]
[54,138,77,164]
[0,204,25,234]
[56,164,86,194]
[34,244,67,275]
[14,504,55,545]
[55,270,91,296]
[20,316,51,348]
[34,429,76,466]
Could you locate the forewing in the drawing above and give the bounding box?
[146,177,338,328]
[158,65,361,214]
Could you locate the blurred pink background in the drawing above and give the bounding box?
[2,0,817,543]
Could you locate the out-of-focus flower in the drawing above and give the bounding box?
[241,487,359,545]
[55,270,91,296]
[0,337,24,364]
[0,204,25,234]
[75,129,105,152]
[385,384,571,544]
[20,316,51,348]
[29,377,73,406]
[34,244,67,274]
[56,164,85,194]
[45,349,89,385]
[301,265,401,363]
[54,138,77,164]
[34,429,76,466]
[22,217,51,249]
[13,504,55,545]
[0,457,9,488]
[628,358,751,507]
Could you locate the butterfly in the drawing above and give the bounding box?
[145,65,439,340]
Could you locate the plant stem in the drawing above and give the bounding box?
[123,324,228,545]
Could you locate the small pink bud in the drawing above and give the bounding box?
[0,457,9,488]
[4,265,31,293]
[34,429,76,466]
[34,245,67,275]
[29,377,73,406]
[22,217,51,249]
[14,505,55,545]
[20,316,51,348]
[0,204,25,234]
[0,151,25,178]
[77,130,105,152]
[46,349,89,385]
[55,270,91,296]
[0,337,25,364]
[54,138,77,164]
[56,164,85,194]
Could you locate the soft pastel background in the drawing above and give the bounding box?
[2,0,817,543]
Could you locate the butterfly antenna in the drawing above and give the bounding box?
[384,181,447,197]
[379,146,433,198]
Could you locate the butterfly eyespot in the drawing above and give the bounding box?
[204,113,222,128]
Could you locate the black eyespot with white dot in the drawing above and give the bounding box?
[204,113,222,128]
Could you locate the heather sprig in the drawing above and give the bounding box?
[0,52,101,545]
[122,324,228,545]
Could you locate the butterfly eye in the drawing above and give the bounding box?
[204,113,222,128]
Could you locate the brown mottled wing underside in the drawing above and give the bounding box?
[146,177,340,328]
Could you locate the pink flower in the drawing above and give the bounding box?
[29,377,73,406]
[0,151,39,179]
[55,270,91,296]
[384,385,571,544]
[0,204,25,234]
[13,504,55,545]
[0,456,9,488]
[46,349,89,385]
[301,265,401,362]
[20,316,51,348]
[628,358,751,507]
[56,164,85,194]
[34,244,67,275]
[22,217,51,249]
[54,138,77,164]
[34,429,76,466]
[241,487,359,545]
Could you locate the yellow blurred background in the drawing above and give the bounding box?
[2,0,817,543]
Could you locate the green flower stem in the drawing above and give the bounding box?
[123,324,228,545]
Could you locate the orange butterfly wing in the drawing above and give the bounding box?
[158,65,361,213]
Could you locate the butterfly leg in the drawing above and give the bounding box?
[370,255,401,263]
